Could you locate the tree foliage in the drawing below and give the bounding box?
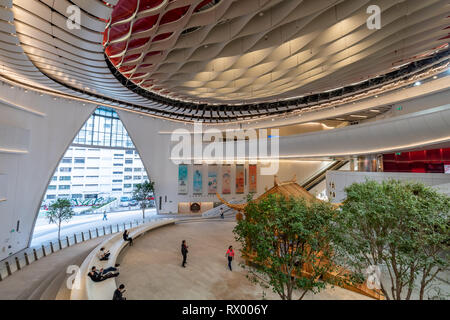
[133,180,155,219]
[334,179,450,300]
[46,198,74,240]
[233,194,343,300]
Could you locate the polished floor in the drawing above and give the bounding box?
[116,220,371,300]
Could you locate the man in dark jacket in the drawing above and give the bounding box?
[181,240,188,267]
[113,284,126,300]
[88,266,119,282]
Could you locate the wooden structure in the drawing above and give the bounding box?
[217,175,384,300]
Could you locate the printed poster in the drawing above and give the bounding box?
[222,166,231,194]
[193,166,203,194]
[249,164,257,193]
[208,168,218,194]
[236,165,244,194]
[178,164,188,194]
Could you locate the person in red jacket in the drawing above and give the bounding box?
[225,245,235,271]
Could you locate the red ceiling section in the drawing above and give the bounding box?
[383,148,450,173]
[104,0,197,92]
[139,0,164,11]
[153,32,172,42]
[132,15,159,33]
[119,65,136,73]
[111,0,137,23]
[160,5,190,25]
[108,23,131,41]
[128,37,151,49]
[105,42,127,56]
[123,53,141,63]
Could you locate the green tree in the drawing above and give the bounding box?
[46,198,74,240]
[334,179,450,300]
[233,194,344,300]
[133,180,155,219]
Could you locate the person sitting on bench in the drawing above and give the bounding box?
[123,229,133,246]
[97,247,111,261]
[88,266,119,282]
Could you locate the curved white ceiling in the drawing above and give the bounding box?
[0,0,448,122]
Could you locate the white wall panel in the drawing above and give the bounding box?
[0,85,96,260]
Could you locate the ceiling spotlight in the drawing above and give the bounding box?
[374,95,378,98]
[414,81,421,86]
[433,75,438,79]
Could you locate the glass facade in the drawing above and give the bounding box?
[42,107,149,208]
[73,107,134,148]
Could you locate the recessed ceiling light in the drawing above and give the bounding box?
[414,81,421,86]
[369,109,380,113]
[349,114,367,118]
[433,75,438,79]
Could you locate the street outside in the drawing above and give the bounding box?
[31,207,157,247]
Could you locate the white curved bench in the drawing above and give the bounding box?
[70,219,175,300]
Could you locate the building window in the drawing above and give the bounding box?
[112,179,123,183]
[113,163,123,167]
[112,188,122,191]
[59,185,70,190]
[134,176,142,180]
[124,176,132,180]
[46,195,56,200]
[125,159,133,164]
[124,168,132,172]
[87,167,100,170]
[85,184,98,187]
[85,194,97,199]
[113,171,123,174]
[48,185,56,190]
[61,158,72,163]
[71,194,83,199]
[59,176,71,181]
[126,150,133,154]
[86,175,99,178]
[51,176,57,181]
[124,184,132,188]
[134,168,142,172]
[60,167,72,172]
[74,158,85,164]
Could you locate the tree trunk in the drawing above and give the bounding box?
[142,207,145,220]
[58,220,61,240]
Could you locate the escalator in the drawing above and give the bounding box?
[301,160,349,191]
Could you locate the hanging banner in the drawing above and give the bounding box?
[249,164,257,193]
[208,167,218,194]
[222,165,231,194]
[178,164,188,194]
[193,166,203,194]
[236,165,244,194]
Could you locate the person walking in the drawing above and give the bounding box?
[103,210,108,221]
[181,240,188,268]
[225,245,235,271]
[220,207,224,219]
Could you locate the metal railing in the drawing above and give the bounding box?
[0,216,163,282]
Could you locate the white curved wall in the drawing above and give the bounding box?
[0,85,96,260]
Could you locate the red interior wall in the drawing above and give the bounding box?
[383,148,450,173]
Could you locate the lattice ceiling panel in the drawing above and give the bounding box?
[103,0,450,104]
